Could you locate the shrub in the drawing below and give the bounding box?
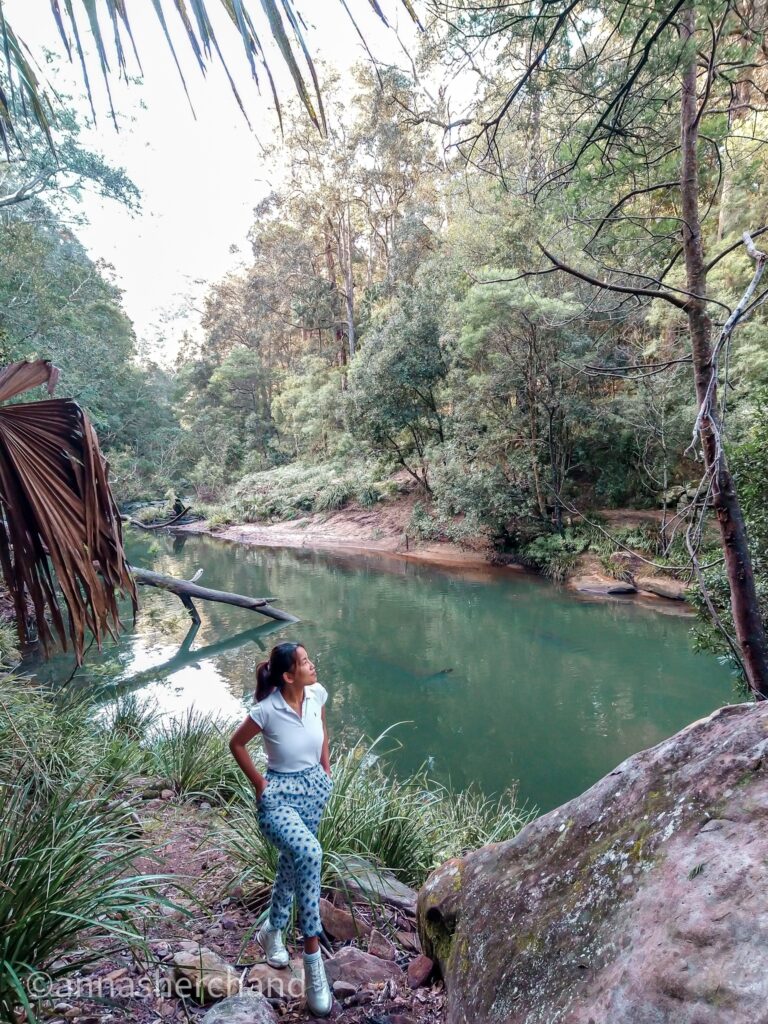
[0,678,145,796]
[98,692,162,744]
[218,461,388,523]
[520,529,591,581]
[0,679,184,1023]
[148,707,245,802]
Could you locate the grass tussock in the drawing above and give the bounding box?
[0,676,185,1023]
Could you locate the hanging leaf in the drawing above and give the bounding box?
[0,1,421,149]
[0,359,137,665]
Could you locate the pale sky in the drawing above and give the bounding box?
[6,2,422,365]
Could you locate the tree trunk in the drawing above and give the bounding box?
[679,5,768,698]
[343,202,356,359]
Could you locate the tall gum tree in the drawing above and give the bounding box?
[428,0,768,697]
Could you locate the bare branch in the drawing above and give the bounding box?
[538,243,689,309]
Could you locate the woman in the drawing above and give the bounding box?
[229,641,334,1018]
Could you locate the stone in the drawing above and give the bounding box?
[123,775,155,790]
[368,928,397,961]
[698,818,726,833]
[406,955,435,989]
[659,485,686,506]
[332,980,357,998]
[418,701,768,1023]
[572,577,637,596]
[324,947,404,989]
[172,945,242,1002]
[200,993,278,1023]
[101,968,128,983]
[160,788,175,801]
[247,957,305,1000]
[395,929,422,954]
[319,897,371,941]
[635,575,687,600]
[331,854,418,914]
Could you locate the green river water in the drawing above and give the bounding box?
[28,531,736,814]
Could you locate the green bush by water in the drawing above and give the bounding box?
[200,460,397,525]
[148,706,245,801]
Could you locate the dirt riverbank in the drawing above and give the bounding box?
[173,500,692,613]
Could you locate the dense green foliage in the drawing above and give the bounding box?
[171,66,760,547]
[5,13,768,674]
[0,99,181,502]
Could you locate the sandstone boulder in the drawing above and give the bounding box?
[332,853,418,914]
[635,575,688,600]
[324,947,404,989]
[395,928,422,953]
[368,927,397,960]
[407,954,436,989]
[319,896,372,940]
[570,575,636,596]
[247,957,305,1000]
[200,993,278,1023]
[419,702,768,1023]
[172,945,242,1002]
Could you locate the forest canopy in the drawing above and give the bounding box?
[4,0,768,690]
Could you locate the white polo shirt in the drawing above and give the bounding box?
[249,681,329,771]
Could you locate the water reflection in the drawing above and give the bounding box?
[25,531,736,813]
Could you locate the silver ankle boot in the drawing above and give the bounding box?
[303,951,332,1017]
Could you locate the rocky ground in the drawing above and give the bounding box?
[27,777,444,1024]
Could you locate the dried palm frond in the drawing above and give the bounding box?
[0,359,137,664]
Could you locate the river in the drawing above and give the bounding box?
[27,530,736,813]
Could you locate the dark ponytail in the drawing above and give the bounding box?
[255,642,302,702]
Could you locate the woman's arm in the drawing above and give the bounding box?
[229,717,268,797]
[320,706,331,776]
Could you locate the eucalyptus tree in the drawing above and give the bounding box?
[0,100,139,213]
[428,0,768,697]
[456,276,599,529]
[347,280,451,490]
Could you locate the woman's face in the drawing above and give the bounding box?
[287,646,317,687]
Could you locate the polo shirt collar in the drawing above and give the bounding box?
[273,687,308,713]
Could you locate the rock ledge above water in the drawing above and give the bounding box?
[419,701,768,1024]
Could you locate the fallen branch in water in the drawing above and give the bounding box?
[128,566,299,624]
[122,505,192,530]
